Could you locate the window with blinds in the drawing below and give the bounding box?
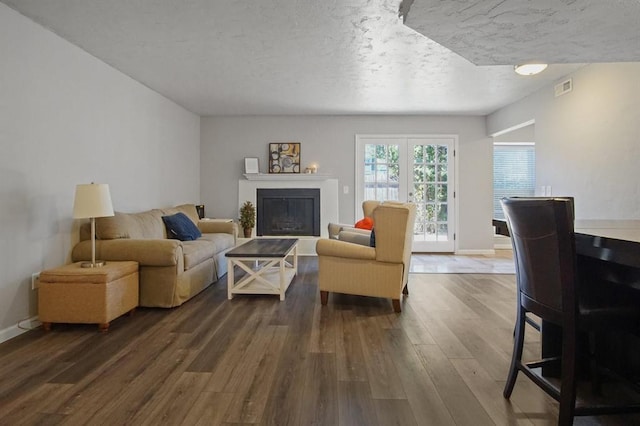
[493,143,536,219]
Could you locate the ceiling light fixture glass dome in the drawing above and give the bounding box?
[514,63,548,76]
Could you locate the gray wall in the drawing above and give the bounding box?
[200,115,494,252]
[488,63,640,219]
[0,4,200,339]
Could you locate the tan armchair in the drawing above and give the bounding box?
[316,202,416,312]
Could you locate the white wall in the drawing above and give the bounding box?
[487,63,640,219]
[493,124,534,143]
[200,115,493,252]
[0,4,201,340]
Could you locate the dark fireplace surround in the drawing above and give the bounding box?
[257,188,320,237]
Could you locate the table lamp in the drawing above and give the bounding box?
[73,183,114,268]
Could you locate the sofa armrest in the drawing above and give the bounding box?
[198,220,237,236]
[346,227,373,236]
[328,222,352,239]
[337,230,372,246]
[316,239,376,260]
[328,222,373,239]
[72,239,183,267]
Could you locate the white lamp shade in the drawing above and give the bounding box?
[73,183,115,219]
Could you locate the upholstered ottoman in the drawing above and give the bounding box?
[39,261,139,332]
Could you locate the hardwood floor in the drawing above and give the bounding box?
[1,257,639,425]
[410,250,515,274]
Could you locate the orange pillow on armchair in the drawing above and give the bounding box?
[354,217,374,230]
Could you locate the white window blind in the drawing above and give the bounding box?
[493,143,536,219]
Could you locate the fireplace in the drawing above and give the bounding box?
[257,188,320,236]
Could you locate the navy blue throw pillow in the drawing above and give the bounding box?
[369,228,376,247]
[162,212,202,241]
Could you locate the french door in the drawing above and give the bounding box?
[355,135,457,252]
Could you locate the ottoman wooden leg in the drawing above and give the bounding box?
[98,323,110,333]
[43,322,52,331]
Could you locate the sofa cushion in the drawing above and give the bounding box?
[95,213,132,239]
[96,209,166,239]
[162,212,202,241]
[199,233,236,253]
[181,240,216,270]
[162,204,200,225]
[129,209,167,238]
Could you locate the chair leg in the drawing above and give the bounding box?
[589,331,602,395]
[504,306,526,398]
[558,324,578,426]
[392,299,401,313]
[402,283,409,295]
[320,291,328,306]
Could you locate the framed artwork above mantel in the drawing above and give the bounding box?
[269,143,300,173]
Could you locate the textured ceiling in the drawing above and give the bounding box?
[2,0,609,116]
[402,0,640,65]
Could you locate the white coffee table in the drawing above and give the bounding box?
[226,238,298,300]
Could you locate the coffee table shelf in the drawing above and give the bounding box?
[226,238,298,300]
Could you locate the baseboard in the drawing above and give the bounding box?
[493,244,513,250]
[456,249,496,255]
[0,316,41,344]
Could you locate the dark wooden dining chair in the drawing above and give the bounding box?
[514,196,575,335]
[501,197,640,425]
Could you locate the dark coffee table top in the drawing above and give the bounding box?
[225,238,299,258]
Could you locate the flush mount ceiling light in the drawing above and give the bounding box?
[514,63,548,76]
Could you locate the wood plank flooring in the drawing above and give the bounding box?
[410,250,515,274]
[1,257,639,425]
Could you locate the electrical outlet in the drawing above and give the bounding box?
[31,272,40,290]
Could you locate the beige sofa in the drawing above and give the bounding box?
[72,204,237,308]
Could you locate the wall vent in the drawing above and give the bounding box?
[554,78,572,97]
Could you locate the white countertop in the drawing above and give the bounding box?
[575,220,640,243]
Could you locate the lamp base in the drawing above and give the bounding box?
[80,260,107,268]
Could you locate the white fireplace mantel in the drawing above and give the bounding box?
[238,177,339,254]
[243,173,332,181]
